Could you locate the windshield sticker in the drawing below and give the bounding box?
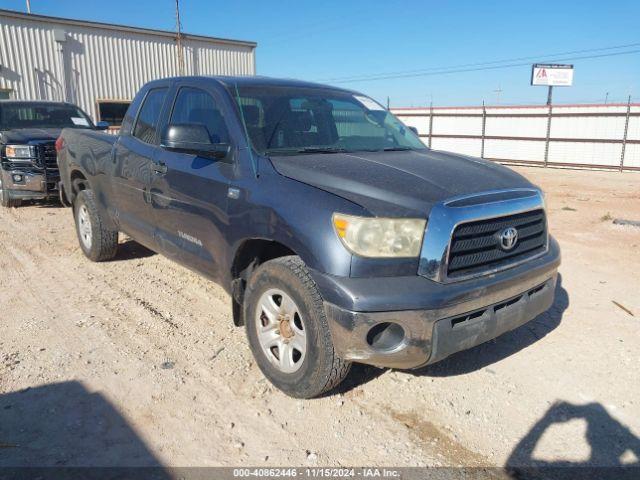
[353,95,385,111]
[71,117,90,126]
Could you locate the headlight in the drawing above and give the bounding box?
[5,145,35,160]
[333,213,426,258]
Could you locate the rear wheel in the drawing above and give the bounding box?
[244,256,351,398]
[0,178,22,208]
[73,189,118,261]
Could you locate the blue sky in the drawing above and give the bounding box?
[3,0,640,106]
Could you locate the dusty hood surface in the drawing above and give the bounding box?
[269,149,535,217]
[0,128,64,143]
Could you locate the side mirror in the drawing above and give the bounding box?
[96,121,110,130]
[160,124,231,160]
[408,126,419,135]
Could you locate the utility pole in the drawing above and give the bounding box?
[546,86,553,106]
[26,0,31,13]
[605,92,609,104]
[493,85,503,105]
[175,0,185,75]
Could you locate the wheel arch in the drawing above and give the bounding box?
[70,169,90,195]
[229,238,298,327]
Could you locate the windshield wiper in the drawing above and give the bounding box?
[383,147,412,151]
[297,147,348,154]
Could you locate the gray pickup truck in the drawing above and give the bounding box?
[0,100,107,207]
[57,76,560,398]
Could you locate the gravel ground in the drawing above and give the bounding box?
[0,166,639,470]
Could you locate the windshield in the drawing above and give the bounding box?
[0,103,93,130]
[232,85,426,155]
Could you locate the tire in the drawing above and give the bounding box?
[244,255,351,398]
[0,178,22,208]
[73,189,118,261]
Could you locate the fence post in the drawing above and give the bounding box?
[481,101,487,159]
[620,95,631,172]
[544,102,553,167]
[428,101,434,148]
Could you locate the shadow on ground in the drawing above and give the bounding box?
[0,381,170,476]
[506,401,640,479]
[17,199,64,209]
[112,239,157,262]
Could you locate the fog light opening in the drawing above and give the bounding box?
[12,174,24,183]
[366,322,405,352]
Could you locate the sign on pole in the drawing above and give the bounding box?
[531,64,574,87]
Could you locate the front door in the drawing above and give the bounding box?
[149,85,234,279]
[112,87,169,246]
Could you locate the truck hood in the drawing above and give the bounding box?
[0,128,63,143]
[269,149,534,217]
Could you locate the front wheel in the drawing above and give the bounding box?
[244,256,351,398]
[73,189,119,261]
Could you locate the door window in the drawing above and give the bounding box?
[133,88,168,144]
[170,87,229,143]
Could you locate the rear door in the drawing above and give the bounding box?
[149,82,235,279]
[112,85,170,246]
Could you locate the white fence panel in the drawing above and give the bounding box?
[551,116,626,140]
[623,144,640,168]
[485,139,546,162]
[393,103,640,171]
[548,142,622,167]
[432,116,481,136]
[431,137,481,157]
[486,116,548,138]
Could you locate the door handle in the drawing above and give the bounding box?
[153,163,168,175]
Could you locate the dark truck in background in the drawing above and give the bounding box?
[0,100,107,207]
[57,76,560,398]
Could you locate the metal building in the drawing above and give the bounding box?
[0,9,256,127]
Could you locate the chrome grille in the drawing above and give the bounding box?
[447,209,547,277]
[41,143,58,170]
[32,142,59,185]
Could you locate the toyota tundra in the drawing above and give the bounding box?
[56,76,561,398]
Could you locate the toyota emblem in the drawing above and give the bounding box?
[499,227,518,251]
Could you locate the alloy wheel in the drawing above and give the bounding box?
[255,288,307,373]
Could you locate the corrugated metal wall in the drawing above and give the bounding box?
[0,10,255,121]
[393,103,640,171]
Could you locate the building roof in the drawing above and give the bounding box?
[0,8,256,49]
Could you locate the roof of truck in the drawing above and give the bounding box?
[149,75,357,94]
[216,76,353,91]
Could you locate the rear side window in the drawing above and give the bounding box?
[170,87,229,143]
[133,88,168,144]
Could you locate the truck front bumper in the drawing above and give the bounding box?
[314,237,561,369]
[0,168,58,200]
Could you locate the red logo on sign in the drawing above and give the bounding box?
[536,68,547,79]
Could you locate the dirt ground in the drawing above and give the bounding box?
[1,166,639,470]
